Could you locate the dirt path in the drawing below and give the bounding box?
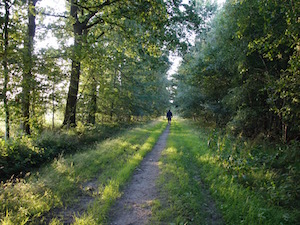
[44,123,223,225]
[108,125,170,225]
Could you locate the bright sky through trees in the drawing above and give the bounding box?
[38,0,226,76]
[168,0,226,75]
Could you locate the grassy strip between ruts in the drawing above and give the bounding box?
[0,120,167,225]
[151,119,296,225]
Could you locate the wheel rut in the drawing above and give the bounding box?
[108,125,170,225]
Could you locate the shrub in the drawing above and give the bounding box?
[0,123,129,182]
[207,130,300,209]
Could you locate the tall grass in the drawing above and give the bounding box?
[0,120,167,224]
[0,123,129,181]
[152,119,298,225]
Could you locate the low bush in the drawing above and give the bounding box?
[0,123,132,181]
[160,120,299,224]
[207,129,300,211]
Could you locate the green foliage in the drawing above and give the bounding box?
[78,35,171,122]
[0,123,128,181]
[207,129,300,209]
[159,119,299,224]
[174,0,300,141]
[0,120,166,224]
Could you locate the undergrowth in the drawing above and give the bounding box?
[207,128,300,220]
[0,120,166,224]
[153,119,298,225]
[0,123,132,181]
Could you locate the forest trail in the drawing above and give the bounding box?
[31,121,224,224]
[108,124,170,225]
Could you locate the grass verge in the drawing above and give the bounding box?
[0,123,132,181]
[152,119,297,225]
[0,120,167,224]
[151,120,223,225]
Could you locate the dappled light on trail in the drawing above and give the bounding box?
[152,120,223,225]
[0,121,166,224]
[163,120,297,225]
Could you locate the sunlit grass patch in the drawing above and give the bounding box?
[163,119,297,225]
[0,120,167,224]
[72,214,97,225]
[196,152,293,225]
[151,120,211,224]
[0,177,59,224]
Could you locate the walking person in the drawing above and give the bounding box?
[166,109,173,125]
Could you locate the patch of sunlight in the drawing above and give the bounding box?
[52,156,75,176]
[135,128,151,133]
[263,169,277,180]
[0,212,16,225]
[196,153,217,164]
[163,163,178,173]
[0,120,4,134]
[44,112,64,127]
[0,179,55,225]
[73,214,96,225]
[162,147,178,156]
[133,153,142,161]
[101,180,120,201]
[119,140,131,149]
[162,147,184,161]
[249,168,277,185]
[130,144,140,151]
[141,142,152,151]
[49,218,63,225]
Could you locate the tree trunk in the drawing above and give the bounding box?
[3,0,10,140]
[63,0,83,127]
[110,72,117,122]
[87,78,97,124]
[63,59,81,127]
[110,102,114,121]
[282,123,288,143]
[52,82,55,129]
[22,0,37,135]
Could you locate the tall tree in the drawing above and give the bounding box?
[2,0,11,139]
[63,0,199,126]
[21,0,38,134]
[174,0,300,141]
[63,0,132,127]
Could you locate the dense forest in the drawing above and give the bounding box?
[174,0,299,142]
[0,0,299,224]
[0,0,212,178]
[0,0,186,135]
[172,0,300,221]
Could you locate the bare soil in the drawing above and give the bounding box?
[108,125,170,225]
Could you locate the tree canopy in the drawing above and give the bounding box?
[1,0,299,143]
[0,0,211,135]
[174,0,299,142]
